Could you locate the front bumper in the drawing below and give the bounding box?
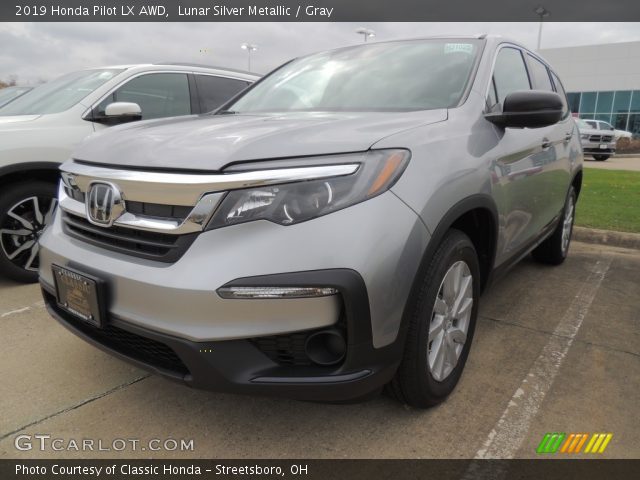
[39,191,428,399]
[581,140,616,155]
[41,272,402,402]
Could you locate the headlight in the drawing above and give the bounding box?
[580,133,590,140]
[207,149,410,229]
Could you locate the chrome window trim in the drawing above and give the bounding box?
[483,42,533,113]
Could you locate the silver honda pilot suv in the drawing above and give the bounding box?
[40,36,583,407]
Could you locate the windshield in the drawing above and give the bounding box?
[576,119,591,129]
[228,39,481,113]
[0,87,31,105]
[0,69,124,116]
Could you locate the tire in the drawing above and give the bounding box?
[389,229,481,408]
[532,186,576,266]
[593,154,609,161]
[0,180,58,283]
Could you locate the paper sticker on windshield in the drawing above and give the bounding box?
[444,43,474,54]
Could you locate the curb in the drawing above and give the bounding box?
[573,226,640,250]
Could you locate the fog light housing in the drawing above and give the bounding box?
[217,286,339,299]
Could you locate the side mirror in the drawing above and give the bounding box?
[485,90,564,129]
[104,102,142,119]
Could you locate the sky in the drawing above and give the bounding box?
[1,22,640,84]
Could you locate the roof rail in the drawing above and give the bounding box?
[154,62,257,76]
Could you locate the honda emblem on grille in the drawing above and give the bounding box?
[86,182,125,227]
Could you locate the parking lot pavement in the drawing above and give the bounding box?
[0,241,638,459]
[584,155,640,171]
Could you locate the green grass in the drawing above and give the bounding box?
[575,169,640,233]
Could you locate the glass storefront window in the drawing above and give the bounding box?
[613,91,632,113]
[613,113,629,130]
[568,90,640,135]
[631,91,640,112]
[567,92,580,113]
[579,91,597,113]
[595,91,614,113]
[628,113,640,135]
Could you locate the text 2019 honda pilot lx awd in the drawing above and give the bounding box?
[39,36,583,408]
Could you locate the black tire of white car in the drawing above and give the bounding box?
[593,155,609,161]
[389,229,480,408]
[0,181,58,283]
[532,186,576,266]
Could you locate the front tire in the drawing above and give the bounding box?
[389,229,480,408]
[532,186,576,266]
[593,154,609,161]
[0,181,57,283]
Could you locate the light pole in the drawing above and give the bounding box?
[240,43,258,72]
[534,6,550,50]
[355,28,375,43]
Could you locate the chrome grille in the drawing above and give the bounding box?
[62,212,198,262]
[56,160,360,261]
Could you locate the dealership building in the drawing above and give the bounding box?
[540,40,640,136]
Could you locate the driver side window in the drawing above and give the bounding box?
[96,73,191,120]
[487,47,531,111]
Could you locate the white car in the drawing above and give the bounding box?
[583,119,632,140]
[0,63,258,282]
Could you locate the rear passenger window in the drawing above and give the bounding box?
[527,55,554,91]
[490,48,531,107]
[195,75,251,112]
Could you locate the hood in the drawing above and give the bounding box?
[73,110,447,171]
[0,115,41,125]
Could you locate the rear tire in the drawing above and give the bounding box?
[0,181,57,283]
[593,154,609,161]
[389,229,480,408]
[532,186,576,266]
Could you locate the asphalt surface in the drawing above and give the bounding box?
[584,155,640,171]
[0,241,638,459]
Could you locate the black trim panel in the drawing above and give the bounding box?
[41,268,403,402]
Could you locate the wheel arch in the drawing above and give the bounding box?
[396,194,499,345]
[0,162,61,191]
[424,194,499,294]
[571,168,583,199]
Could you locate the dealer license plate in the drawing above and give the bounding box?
[52,265,103,327]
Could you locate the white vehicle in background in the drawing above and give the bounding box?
[0,86,32,108]
[576,118,616,161]
[0,64,259,283]
[583,119,633,140]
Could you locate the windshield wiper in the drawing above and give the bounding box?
[216,110,239,115]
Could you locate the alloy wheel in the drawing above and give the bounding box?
[0,195,57,272]
[561,195,575,255]
[427,260,474,381]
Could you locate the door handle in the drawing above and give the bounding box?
[541,139,552,149]
[564,132,573,142]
